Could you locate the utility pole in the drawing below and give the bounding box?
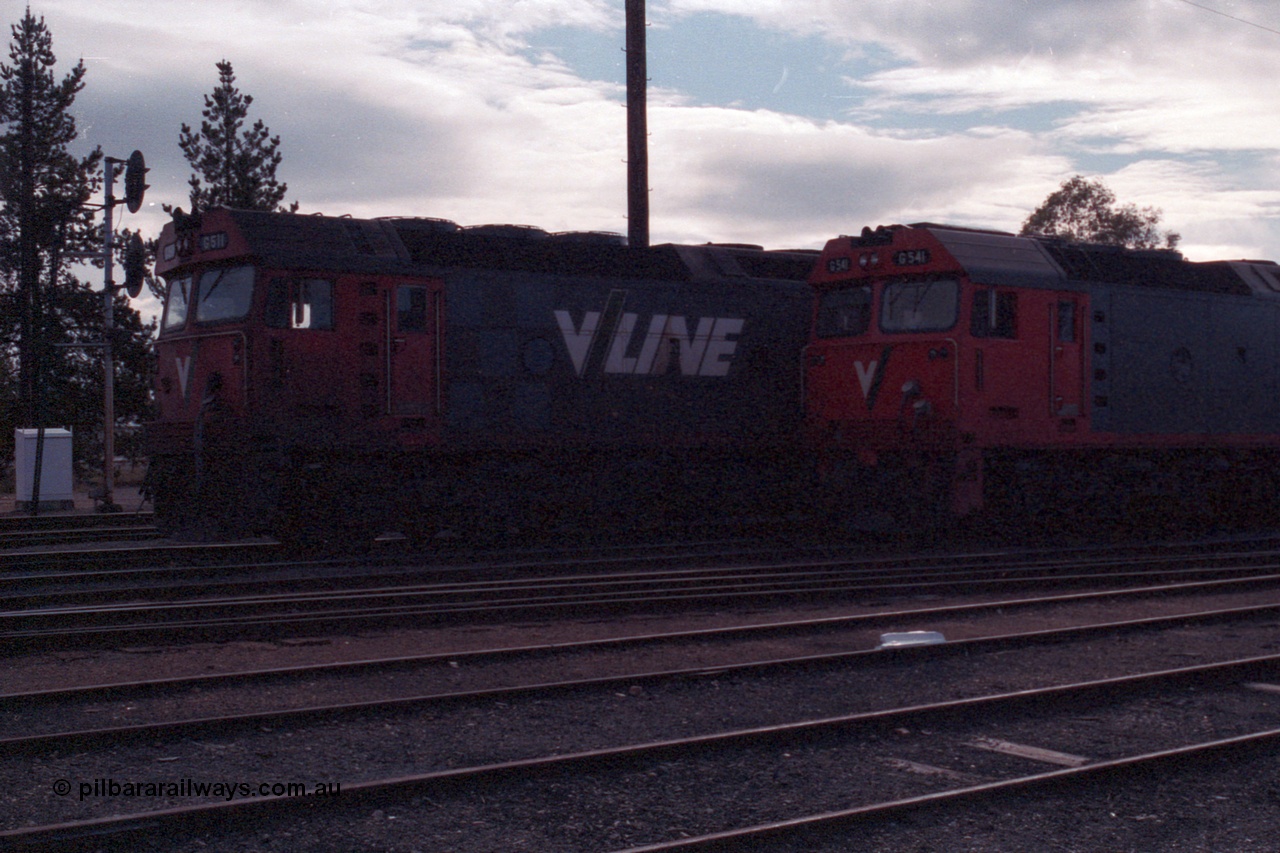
[100,156,120,511]
[94,151,147,512]
[626,0,649,249]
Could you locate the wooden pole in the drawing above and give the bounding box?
[626,0,649,248]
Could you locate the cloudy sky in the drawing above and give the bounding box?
[8,0,1280,317]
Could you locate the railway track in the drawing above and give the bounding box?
[4,566,1280,699]
[2,601,1278,850]
[0,512,157,549]
[2,591,1279,748]
[6,535,1280,648]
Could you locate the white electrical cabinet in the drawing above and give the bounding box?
[14,428,74,510]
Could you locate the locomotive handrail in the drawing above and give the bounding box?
[945,337,959,407]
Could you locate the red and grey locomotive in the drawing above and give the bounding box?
[804,223,1280,527]
[146,208,816,546]
[146,208,1280,543]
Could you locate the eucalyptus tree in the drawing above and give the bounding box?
[1021,175,1180,250]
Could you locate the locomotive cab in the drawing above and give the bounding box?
[806,221,1280,528]
[149,253,264,535]
[147,208,449,541]
[805,224,1091,523]
[154,264,254,423]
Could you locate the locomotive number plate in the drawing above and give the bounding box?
[894,249,931,266]
[200,232,229,252]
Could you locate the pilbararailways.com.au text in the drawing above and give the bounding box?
[54,778,341,802]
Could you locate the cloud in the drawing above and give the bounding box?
[643,107,1068,246]
[7,0,1280,275]
[649,0,1280,256]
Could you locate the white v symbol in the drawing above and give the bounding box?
[854,360,878,399]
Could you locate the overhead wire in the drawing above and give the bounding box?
[1171,0,1280,37]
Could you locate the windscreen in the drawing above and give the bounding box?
[814,285,872,338]
[194,266,255,324]
[880,278,958,332]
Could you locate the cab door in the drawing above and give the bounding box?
[386,282,443,417]
[1050,296,1084,418]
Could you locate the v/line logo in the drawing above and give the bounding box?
[554,299,745,378]
[854,361,878,399]
[175,355,193,399]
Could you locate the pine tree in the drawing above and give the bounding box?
[0,9,154,472]
[178,61,296,212]
[0,8,101,432]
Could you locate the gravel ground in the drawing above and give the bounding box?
[769,748,1280,853]
[3,583,1280,851]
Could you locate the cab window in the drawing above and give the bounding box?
[193,266,255,324]
[815,286,872,338]
[161,275,192,331]
[266,278,334,330]
[971,289,1018,339]
[880,278,958,332]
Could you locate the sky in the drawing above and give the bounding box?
[6,0,1280,320]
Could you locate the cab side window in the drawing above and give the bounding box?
[971,289,1017,339]
[266,278,334,330]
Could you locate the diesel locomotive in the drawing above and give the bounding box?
[146,208,1280,544]
[805,223,1280,527]
[145,208,816,547]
